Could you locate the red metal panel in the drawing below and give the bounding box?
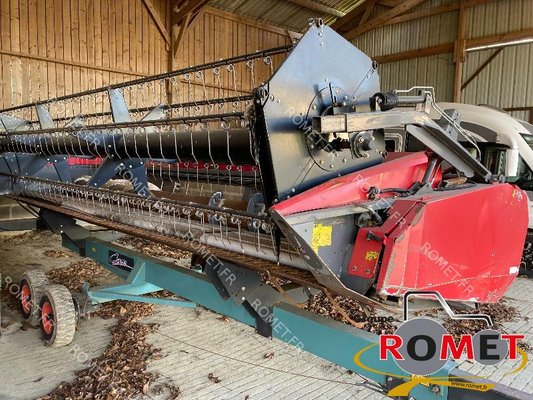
[273,152,438,216]
[347,228,383,278]
[273,150,527,304]
[376,184,528,303]
[347,201,420,279]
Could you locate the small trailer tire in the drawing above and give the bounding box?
[38,284,77,347]
[18,270,50,325]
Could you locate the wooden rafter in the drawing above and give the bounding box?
[331,0,375,31]
[343,0,427,40]
[286,0,345,18]
[205,7,303,38]
[170,0,209,59]
[359,0,377,25]
[467,28,533,49]
[141,0,171,46]
[377,0,403,7]
[174,0,210,24]
[383,0,500,28]
[461,47,503,90]
[374,43,454,64]
[173,12,193,58]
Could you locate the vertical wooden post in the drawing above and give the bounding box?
[453,0,467,102]
[166,0,179,105]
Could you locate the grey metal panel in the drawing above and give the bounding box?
[258,24,382,202]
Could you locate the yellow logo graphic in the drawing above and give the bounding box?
[353,343,528,397]
[365,251,379,261]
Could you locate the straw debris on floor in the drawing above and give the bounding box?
[444,300,533,352]
[40,312,180,400]
[36,259,182,399]
[306,292,397,334]
[40,269,181,399]
[115,236,190,260]
[43,249,71,259]
[46,260,108,291]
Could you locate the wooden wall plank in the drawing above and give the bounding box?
[0,0,10,51]
[0,2,291,110]
[128,1,135,71]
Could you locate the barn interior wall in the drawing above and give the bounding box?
[0,1,291,110]
[351,0,533,122]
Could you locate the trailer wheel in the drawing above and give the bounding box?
[38,284,76,347]
[18,270,49,325]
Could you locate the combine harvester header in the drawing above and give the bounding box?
[2,19,530,400]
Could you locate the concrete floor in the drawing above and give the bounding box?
[1,230,533,399]
[0,231,389,400]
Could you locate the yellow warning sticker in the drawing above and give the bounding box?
[311,223,332,252]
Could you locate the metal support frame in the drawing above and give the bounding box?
[50,223,533,400]
[87,158,150,196]
[83,262,196,308]
[204,260,311,337]
[39,208,77,234]
[78,235,449,399]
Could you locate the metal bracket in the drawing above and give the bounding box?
[36,105,56,129]
[108,88,131,123]
[314,110,491,181]
[0,113,30,132]
[87,158,150,196]
[38,208,77,234]
[84,262,196,308]
[204,259,310,337]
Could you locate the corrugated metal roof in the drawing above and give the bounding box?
[208,0,366,32]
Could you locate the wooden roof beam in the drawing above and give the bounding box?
[383,0,500,28]
[344,0,427,40]
[174,0,210,23]
[359,0,378,25]
[171,0,209,60]
[374,43,454,64]
[331,0,375,31]
[377,0,403,7]
[286,0,345,18]
[466,28,533,49]
[142,0,171,46]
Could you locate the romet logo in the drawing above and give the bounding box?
[353,291,528,397]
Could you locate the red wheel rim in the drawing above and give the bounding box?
[41,300,54,335]
[21,283,32,314]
